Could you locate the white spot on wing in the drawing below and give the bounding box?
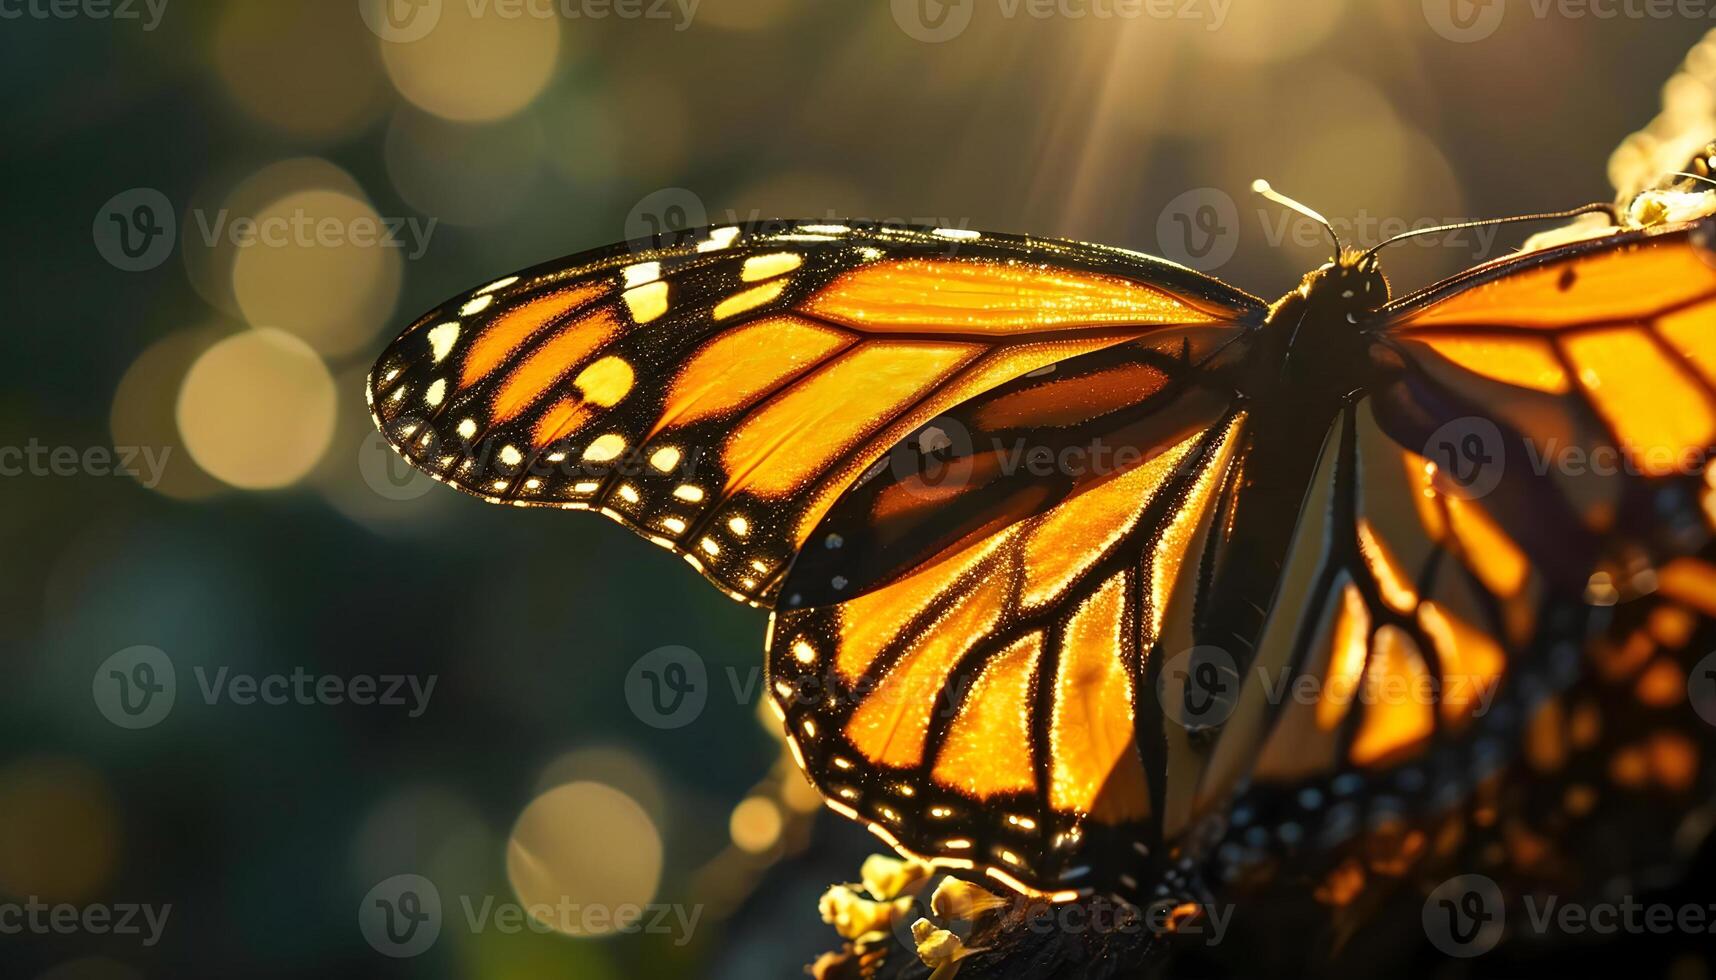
[426,322,460,363]
[623,261,661,287]
[696,226,741,252]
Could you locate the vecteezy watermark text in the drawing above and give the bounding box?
[891,0,1231,42]
[1424,873,1716,957]
[0,0,167,29]
[93,187,437,272]
[620,189,978,256]
[0,898,171,947]
[1426,0,1716,43]
[359,874,701,958]
[0,440,171,488]
[94,646,437,729]
[1419,414,1716,503]
[360,0,700,41]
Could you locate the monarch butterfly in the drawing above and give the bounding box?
[368,160,1716,950]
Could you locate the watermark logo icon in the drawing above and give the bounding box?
[625,645,708,729]
[887,416,977,501]
[1423,416,1505,500]
[358,426,437,501]
[892,0,974,41]
[1155,645,1240,730]
[625,187,708,251]
[359,874,443,958]
[93,645,176,730]
[1156,188,1239,272]
[1423,0,1505,42]
[359,0,442,42]
[1423,874,1504,957]
[93,188,175,272]
[1420,0,1503,42]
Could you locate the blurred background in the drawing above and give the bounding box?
[0,1,1712,977]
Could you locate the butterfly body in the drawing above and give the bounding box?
[1187,253,1401,651]
[372,209,1716,933]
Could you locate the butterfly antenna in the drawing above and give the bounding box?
[1675,171,1716,189]
[1252,179,1344,254]
[1357,202,1617,263]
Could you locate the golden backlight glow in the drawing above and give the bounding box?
[532,398,590,449]
[1658,297,1716,385]
[1356,519,1419,613]
[844,572,1009,769]
[1444,496,1529,597]
[1405,246,1716,328]
[462,284,608,389]
[724,343,979,496]
[1048,575,1150,821]
[834,533,1014,684]
[490,310,622,425]
[1020,432,1200,609]
[1414,336,1570,393]
[663,316,850,426]
[806,259,1221,333]
[932,634,1044,799]
[1317,582,1371,731]
[1417,601,1505,725]
[1147,415,1244,641]
[1563,328,1716,475]
[1350,625,1434,766]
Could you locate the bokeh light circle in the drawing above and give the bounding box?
[0,758,119,902]
[181,158,364,319]
[230,188,404,357]
[212,3,388,140]
[110,326,229,500]
[506,781,662,937]
[728,796,782,854]
[176,329,337,490]
[378,3,561,122]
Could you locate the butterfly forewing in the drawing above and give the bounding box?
[368,221,1264,606]
[1374,220,1716,599]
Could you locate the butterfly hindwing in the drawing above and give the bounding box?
[368,221,1264,606]
[767,331,1254,898]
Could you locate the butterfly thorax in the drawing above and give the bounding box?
[1247,249,1390,403]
